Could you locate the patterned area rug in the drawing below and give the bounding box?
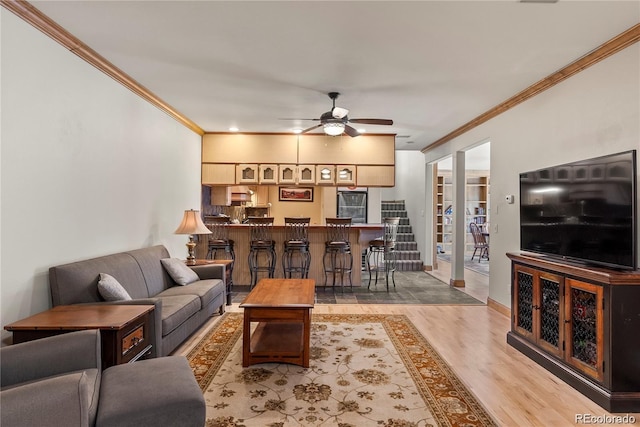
[187,313,497,427]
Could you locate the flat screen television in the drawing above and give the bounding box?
[519,150,637,270]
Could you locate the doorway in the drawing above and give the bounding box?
[430,143,490,301]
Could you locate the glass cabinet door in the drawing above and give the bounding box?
[259,164,278,184]
[278,165,296,184]
[297,165,315,184]
[236,164,258,184]
[513,265,563,357]
[336,165,356,185]
[513,265,535,340]
[564,278,604,382]
[316,165,335,185]
[537,271,563,357]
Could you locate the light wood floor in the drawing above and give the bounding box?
[176,266,638,426]
[178,303,638,426]
[429,257,490,302]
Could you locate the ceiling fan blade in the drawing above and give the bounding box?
[344,125,360,137]
[332,107,349,119]
[301,124,323,134]
[349,118,394,125]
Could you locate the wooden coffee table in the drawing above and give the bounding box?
[239,278,315,367]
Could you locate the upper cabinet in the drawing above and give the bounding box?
[278,165,297,184]
[316,165,335,185]
[202,164,236,185]
[202,133,395,186]
[297,165,315,184]
[236,164,258,184]
[356,166,395,186]
[259,164,278,184]
[296,135,394,165]
[278,165,316,185]
[336,165,356,185]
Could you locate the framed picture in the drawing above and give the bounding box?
[279,186,314,202]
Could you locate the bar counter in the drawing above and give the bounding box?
[195,224,383,288]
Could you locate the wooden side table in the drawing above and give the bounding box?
[190,259,234,305]
[4,304,154,369]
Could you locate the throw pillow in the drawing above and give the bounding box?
[161,258,200,286]
[97,273,132,301]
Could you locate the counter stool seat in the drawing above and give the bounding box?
[283,217,311,279]
[247,217,276,288]
[205,217,235,304]
[366,217,400,291]
[323,218,353,293]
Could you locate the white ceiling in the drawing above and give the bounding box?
[29,1,639,151]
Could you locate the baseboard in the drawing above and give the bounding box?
[423,265,433,272]
[487,297,510,317]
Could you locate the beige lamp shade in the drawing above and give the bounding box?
[174,210,212,235]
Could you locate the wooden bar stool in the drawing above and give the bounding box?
[366,217,400,290]
[282,217,311,278]
[322,218,353,292]
[247,216,276,288]
[205,216,235,304]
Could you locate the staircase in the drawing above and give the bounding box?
[381,200,424,271]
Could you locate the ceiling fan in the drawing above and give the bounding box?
[290,92,393,137]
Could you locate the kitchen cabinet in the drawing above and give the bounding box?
[507,252,640,412]
[210,186,231,206]
[202,164,236,185]
[356,166,394,187]
[297,165,315,184]
[278,165,316,185]
[236,164,258,184]
[202,133,395,187]
[259,164,278,184]
[316,165,335,185]
[278,165,296,184]
[335,165,356,186]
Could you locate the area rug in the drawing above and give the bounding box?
[187,312,497,427]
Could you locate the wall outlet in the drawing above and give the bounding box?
[505,194,515,204]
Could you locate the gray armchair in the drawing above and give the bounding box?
[1,330,205,427]
[1,330,102,427]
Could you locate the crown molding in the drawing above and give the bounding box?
[422,23,640,153]
[1,0,205,136]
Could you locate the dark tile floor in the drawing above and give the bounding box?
[230,270,484,305]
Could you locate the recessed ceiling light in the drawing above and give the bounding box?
[292,128,303,134]
[229,127,239,132]
[357,128,366,134]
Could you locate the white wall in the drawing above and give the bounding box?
[424,44,640,308]
[1,11,203,344]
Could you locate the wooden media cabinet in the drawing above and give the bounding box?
[507,252,640,412]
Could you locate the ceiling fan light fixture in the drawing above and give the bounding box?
[323,122,345,136]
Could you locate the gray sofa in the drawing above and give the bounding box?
[49,245,225,356]
[0,329,205,427]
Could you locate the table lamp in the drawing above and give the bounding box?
[174,209,211,265]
